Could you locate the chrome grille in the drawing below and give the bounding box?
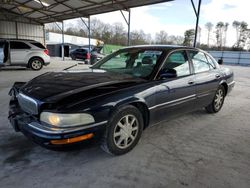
[17,93,38,115]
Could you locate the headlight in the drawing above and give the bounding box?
[40,112,95,127]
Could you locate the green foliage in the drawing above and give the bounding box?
[183,29,195,46]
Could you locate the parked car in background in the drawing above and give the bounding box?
[0,39,50,70]
[8,45,235,155]
[69,48,104,64]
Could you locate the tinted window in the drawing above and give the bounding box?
[189,51,211,73]
[10,41,30,49]
[93,49,163,79]
[31,42,45,49]
[161,50,190,77]
[76,49,87,53]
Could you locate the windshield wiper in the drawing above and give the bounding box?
[63,64,78,71]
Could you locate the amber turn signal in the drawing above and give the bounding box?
[50,133,94,145]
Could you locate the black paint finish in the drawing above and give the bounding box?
[8,45,235,147]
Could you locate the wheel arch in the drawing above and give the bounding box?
[28,56,45,66]
[129,102,150,129]
[219,80,228,96]
[110,99,150,130]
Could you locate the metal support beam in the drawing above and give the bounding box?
[54,22,65,60]
[15,21,18,39]
[88,17,91,61]
[43,24,46,46]
[120,9,131,46]
[62,21,64,61]
[191,0,202,47]
[80,17,91,64]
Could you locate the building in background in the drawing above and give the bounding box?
[0,20,45,45]
[45,32,103,57]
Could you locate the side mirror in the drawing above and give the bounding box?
[218,59,223,65]
[159,68,177,79]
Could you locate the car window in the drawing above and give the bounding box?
[30,42,45,49]
[93,49,163,79]
[161,50,190,77]
[189,51,212,73]
[10,41,30,49]
[76,49,87,53]
[205,54,216,68]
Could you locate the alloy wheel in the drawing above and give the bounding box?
[113,114,139,149]
[214,88,224,110]
[31,60,42,70]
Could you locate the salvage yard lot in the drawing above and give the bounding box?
[0,60,250,188]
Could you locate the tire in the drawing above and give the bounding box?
[205,85,226,113]
[71,55,76,60]
[101,105,144,155]
[29,57,43,70]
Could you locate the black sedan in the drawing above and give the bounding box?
[8,45,235,155]
[70,48,104,64]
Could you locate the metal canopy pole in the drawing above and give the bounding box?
[120,9,131,46]
[191,0,202,47]
[54,22,64,60]
[80,17,91,64]
[88,16,91,58]
[62,21,64,61]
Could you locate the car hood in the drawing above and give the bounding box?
[20,69,145,102]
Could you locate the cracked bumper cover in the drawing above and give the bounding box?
[9,102,107,146]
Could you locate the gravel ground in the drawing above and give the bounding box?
[0,60,250,188]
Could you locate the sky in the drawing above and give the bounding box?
[64,0,249,46]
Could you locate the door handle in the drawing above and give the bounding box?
[215,74,221,79]
[188,80,195,85]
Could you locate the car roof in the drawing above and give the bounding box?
[122,45,199,51]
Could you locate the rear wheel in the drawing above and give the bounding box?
[101,105,143,155]
[205,85,225,113]
[29,58,43,70]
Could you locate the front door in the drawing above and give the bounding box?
[150,50,196,124]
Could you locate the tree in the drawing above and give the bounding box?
[233,21,241,47]
[205,22,213,47]
[111,22,127,45]
[183,29,195,46]
[155,30,168,44]
[223,22,229,47]
[233,21,249,48]
[215,22,224,49]
[167,35,184,45]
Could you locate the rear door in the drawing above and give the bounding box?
[150,50,196,124]
[10,41,31,64]
[75,49,87,59]
[188,50,221,109]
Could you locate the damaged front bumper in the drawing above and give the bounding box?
[8,84,107,147]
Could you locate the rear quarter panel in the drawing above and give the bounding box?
[25,50,50,64]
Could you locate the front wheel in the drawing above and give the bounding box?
[205,85,225,113]
[101,105,143,155]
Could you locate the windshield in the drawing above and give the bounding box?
[92,48,163,79]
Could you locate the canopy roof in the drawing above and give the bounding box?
[0,0,173,24]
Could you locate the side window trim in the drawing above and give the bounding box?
[156,49,192,79]
[188,50,211,74]
[205,53,217,69]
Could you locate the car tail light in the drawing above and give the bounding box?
[44,49,49,55]
[86,52,91,59]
